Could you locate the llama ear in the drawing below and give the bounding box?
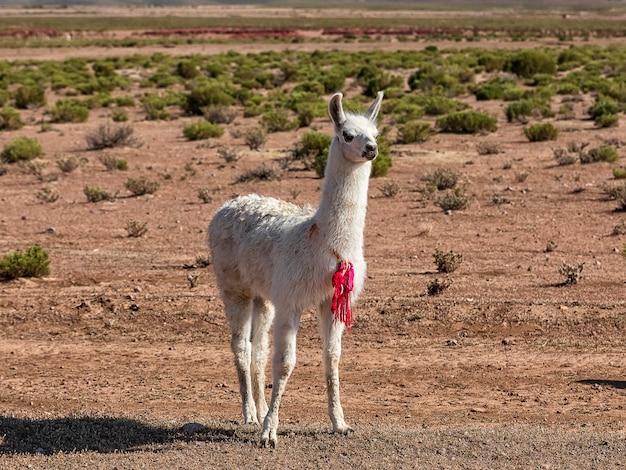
[329,93,346,126]
[364,91,384,123]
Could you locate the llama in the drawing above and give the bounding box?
[208,91,383,448]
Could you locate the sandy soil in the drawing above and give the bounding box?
[0,17,625,468]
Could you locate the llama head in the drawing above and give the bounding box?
[328,92,383,163]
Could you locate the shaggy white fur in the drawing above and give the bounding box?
[208,91,383,448]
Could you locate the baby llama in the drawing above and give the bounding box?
[209,91,383,448]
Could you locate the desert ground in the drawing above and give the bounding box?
[0,5,625,469]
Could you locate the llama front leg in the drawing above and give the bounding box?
[260,312,300,448]
[319,299,353,434]
[223,296,258,425]
[250,297,274,424]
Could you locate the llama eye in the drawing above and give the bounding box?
[342,132,354,143]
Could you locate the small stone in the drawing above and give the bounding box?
[46,227,56,234]
[446,338,458,347]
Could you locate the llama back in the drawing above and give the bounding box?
[209,194,316,300]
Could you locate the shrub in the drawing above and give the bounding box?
[125,177,160,196]
[56,156,80,173]
[509,49,556,78]
[595,113,619,128]
[585,145,619,163]
[588,99,620,120]
[111,109,128,122]
[261,110,298,133]
[553,147,577,166]
[176,60,200,79]
[99,154,128,171]
[125,220,148,238]
[559,263,584,286]
[83,185,116,202]
[0,245,50,280]
[435,187,468,211]
[35,186,60,203]
[505,99,554,123]
[236,164,282,183]
[50,99,89,123]
[0,108,23,131]
[217,147,241,163]
[202,105,236,124]
[397,121,431,144]
[242,126,267,151]
[436,111,497,134]
[425,168,459,190]
[524,122,558,142]
[86,124,141,150]
[427,278,451,296]
[476,141,502,155]
[293,130,331,174]
[433,249,463,274]
[378,181,401,198]
[183,121,224,141]
[14,84,46,109]
[613,167,626,179]
[184,83,234,115]
[197,187,213,203]
[370,136,392,178]
[1,137,43,163]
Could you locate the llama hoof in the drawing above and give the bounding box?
[260,437,277,449]
[334,425,354,436]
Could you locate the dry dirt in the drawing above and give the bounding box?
[1,12,626,469]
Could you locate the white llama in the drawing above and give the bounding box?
[208,91,383,448]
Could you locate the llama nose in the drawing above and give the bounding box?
[365,143,377,152]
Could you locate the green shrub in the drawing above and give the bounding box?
[595,113,619,128]
[435,187,468,211]
[433,249,463,274]
[0,89,8,107]
[524,122,559,142]
[293,130,331,174]
[586,144,619,163]
[99,154,128,171]
[436,110,497,134]
[505,99,554,123]
[0,245,49,280]
[50,99,89,123]
[0,107,23,131]
[397,121,431,144]
[83,185,116,203]
[370,136,392,178]
[14,84,46,109]
[1,136,43,163]
[115,96,136,107]
[176,60,200,79]
[183,121,224,141]
[125,177,160,196]
[111,109,128,122]
[613,167,626,179]
[509,49,556,78]
[184,83,234,115]
[588,99,620,120]
[261,110,298,133]
[421,95,464,116]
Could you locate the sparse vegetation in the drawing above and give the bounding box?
[241,126,267,151]
[86,124,141,150]
[197,187,213,203]
[435,187,468,211]
[236,164,282,183]
[83,185,116,203]
[35,186,59,203]
[0,245,50,280]
[378,181,401,198]
[433,249,463,274]
[183,121,224,141]
[559,262,584,286]
[99,154,128,171]
[125,220,148,238]
[436,110,497,134]
[1,137,43,163]
[425,168,460,191]
[56,156,80,173]
[427,277,452,296]
[0,107,24,131]
[524,122,558,142]
[476,141,502,155]
[397,121,431,144]
[125,177,160,196]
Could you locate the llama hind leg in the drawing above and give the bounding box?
[250,297,274,424]
[260,311,301,448]
[223,295,258,425]
[318,299,353,434]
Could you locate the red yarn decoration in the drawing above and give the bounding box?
[331,259,354,327]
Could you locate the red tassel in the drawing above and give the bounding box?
[331,259,354,328]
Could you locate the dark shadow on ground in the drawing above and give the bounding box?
[0,416,239,455]
[577,379,626,390]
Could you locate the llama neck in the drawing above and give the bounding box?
[315,138,371,260]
